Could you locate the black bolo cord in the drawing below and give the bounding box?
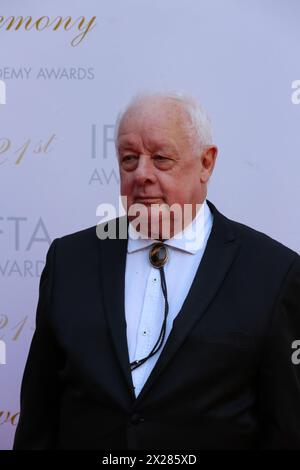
[130,243,169,371]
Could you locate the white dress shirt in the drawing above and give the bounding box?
[125,199,213,397]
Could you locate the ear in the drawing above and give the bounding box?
[199,145,218,183]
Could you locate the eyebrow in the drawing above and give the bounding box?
[156,143,178,153]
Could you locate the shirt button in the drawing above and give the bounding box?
[130,413,145,425]
[142,330,147,336]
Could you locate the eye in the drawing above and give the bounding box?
[153,154,174,169]
[122,155,136,161]
[120,154,138,170]
[122,155,137,165]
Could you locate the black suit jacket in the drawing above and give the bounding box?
[13,200,300,450]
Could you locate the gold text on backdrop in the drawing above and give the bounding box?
[0,15,97,47]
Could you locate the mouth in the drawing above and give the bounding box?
[134,198,164,204]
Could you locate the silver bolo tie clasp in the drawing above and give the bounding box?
[149,242,168,268]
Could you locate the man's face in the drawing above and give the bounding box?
[116,99,216,238]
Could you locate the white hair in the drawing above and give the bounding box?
[114,90,213,152]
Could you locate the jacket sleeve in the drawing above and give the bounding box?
[258,254,300,449]
[13,238,62,450]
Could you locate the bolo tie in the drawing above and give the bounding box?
[130,242,169,371]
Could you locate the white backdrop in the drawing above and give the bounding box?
[0,0,299,449]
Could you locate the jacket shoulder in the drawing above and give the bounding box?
[208,199,298,258]
[233,217,296,252]
[54,215,127,247]
[223,214,299,265]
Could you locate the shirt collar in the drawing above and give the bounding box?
[127,199,213,255]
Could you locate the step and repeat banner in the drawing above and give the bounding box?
[0,0,299,450]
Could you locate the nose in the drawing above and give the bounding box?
[133,154,157,186]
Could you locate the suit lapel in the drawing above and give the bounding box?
[99,201,241,406]
[98,215,136,400]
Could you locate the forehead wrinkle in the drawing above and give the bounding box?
[117,132,141,152]
[118,101,194,155]
[118,125,179,155]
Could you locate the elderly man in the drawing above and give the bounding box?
[14,92,300,450]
